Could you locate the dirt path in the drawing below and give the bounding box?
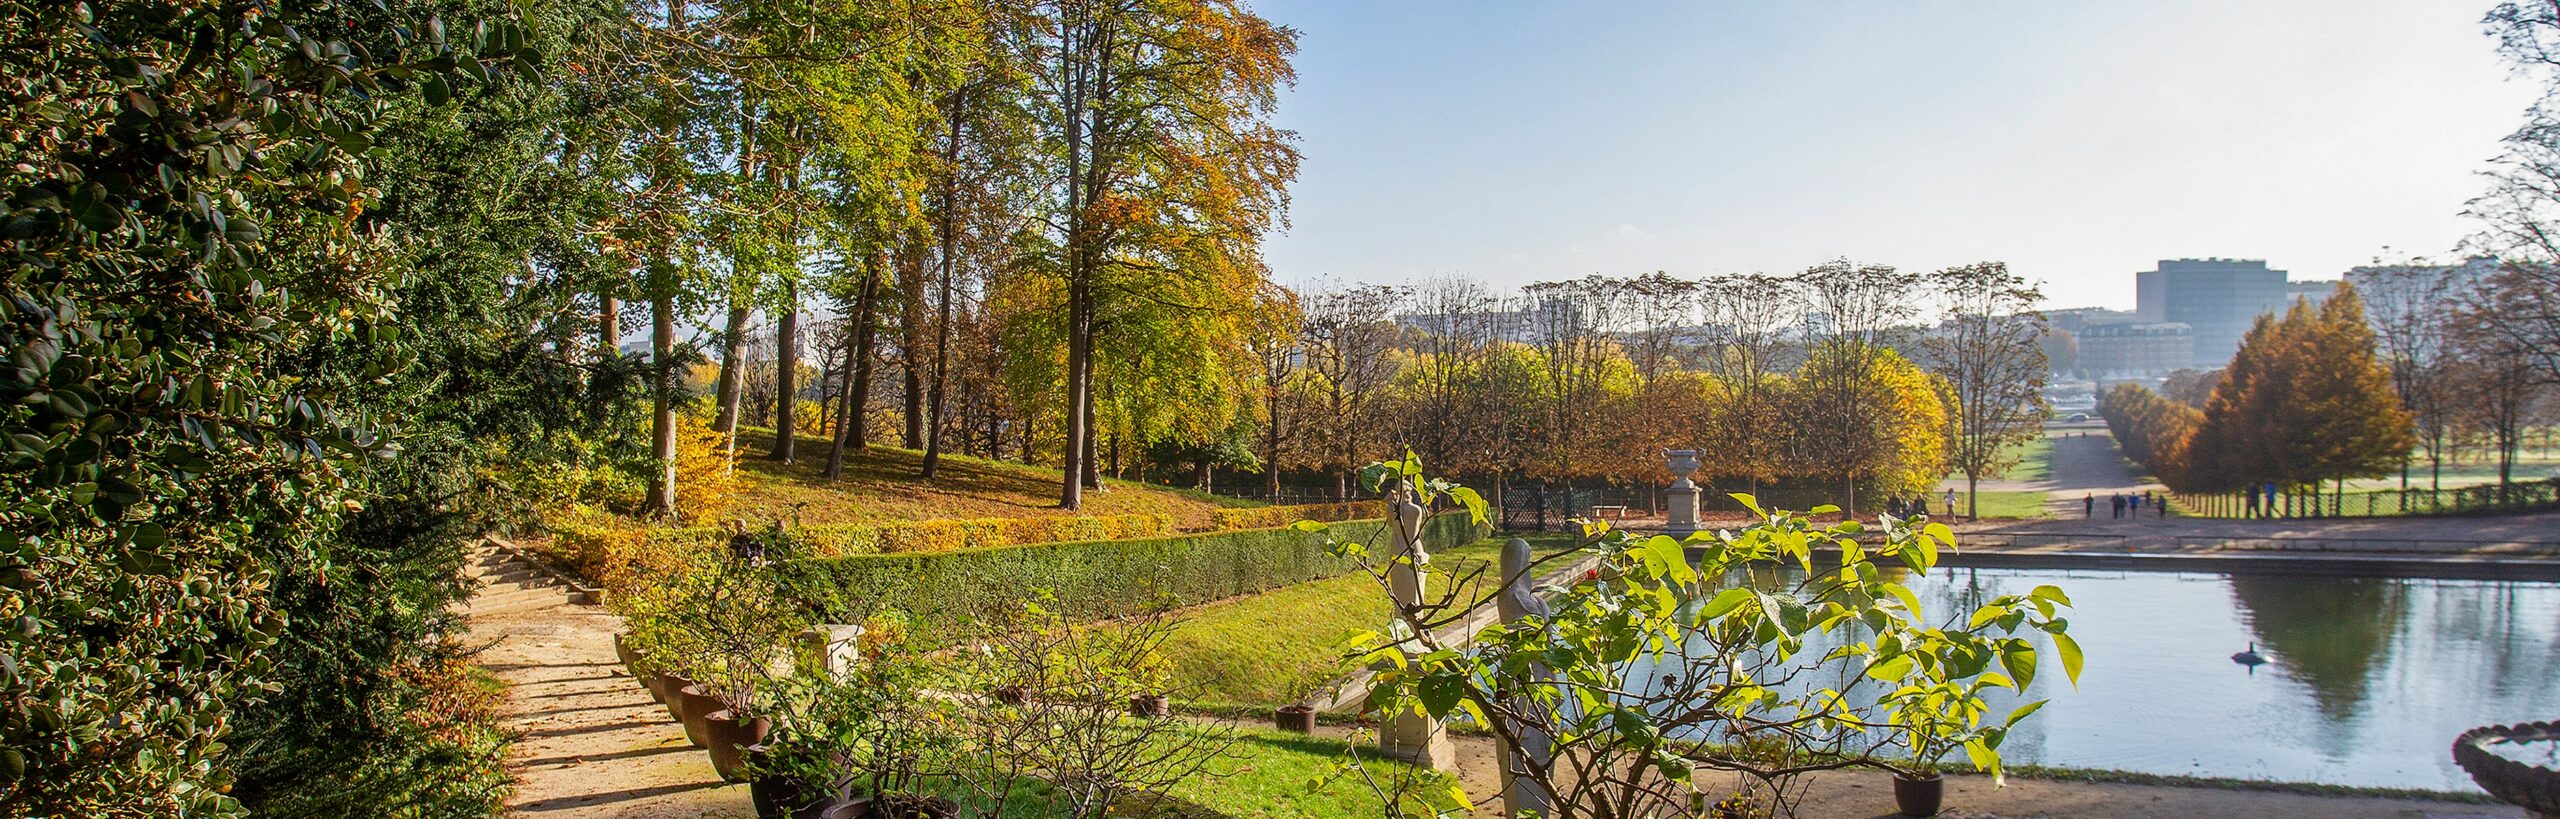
[462,541,755,818]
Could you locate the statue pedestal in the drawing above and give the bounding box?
[1664,484,1701,538]
[1380,708,1457,770]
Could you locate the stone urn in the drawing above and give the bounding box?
[2454,721,2560,818]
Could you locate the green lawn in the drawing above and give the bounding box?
[1948,490,2049,519]
[1152,535,1578,707]
[719,426,1263,530]
[1942,434,2051,485]
[1171,727,1443,818]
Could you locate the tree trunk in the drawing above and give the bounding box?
[901,259,928,451]
[1967,474,1980,520]
[598,294,620,359]
[769,288,799,461]
[847,252,883,450]
[825,322,859,482]
[712,302,751,450]
[923,103,962,480]
[644,292,678,518]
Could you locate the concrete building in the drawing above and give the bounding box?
[2135,258,2291,368]
[2287,280,2337,309]
[2078,322,2195,377]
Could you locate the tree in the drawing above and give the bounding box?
[1038,0,1300,509]
[1302,285,1406,496]
[1696,273,1796,495]
[2354,259,2473,489]
[2191,290,2413,499]
[1923,262,2049,519]
[1788,260,1925,513]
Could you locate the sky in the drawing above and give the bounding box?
[1250,1,2543,310]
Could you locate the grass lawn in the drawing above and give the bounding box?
[1171,727,1440,818]
[1950,490,2049,519]
[1940,434,2051,486]
[721,426,1260,529]
[1151,535,1579,708]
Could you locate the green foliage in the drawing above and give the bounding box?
[1310,457,2079,816]
[0,0,539,813]
[779,515,1483,646]
[640,513,1178,559]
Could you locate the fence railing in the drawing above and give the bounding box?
[2171,479,2560,520]
[2171,534,2560,556]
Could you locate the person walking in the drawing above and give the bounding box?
[2245,489,2260,519]
[1944,488,1957,516]
[2084,493,2095,518]
[2110,493,2125,519]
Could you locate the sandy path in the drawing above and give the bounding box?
[462,543,756,818]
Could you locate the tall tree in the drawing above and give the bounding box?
[1923,262,2050,519]
[2193,290,2413,497]
[1037,0,1300,509]
[1303,285,1406,496]
[1696,273,1795,495]
[1788,260,1922,513]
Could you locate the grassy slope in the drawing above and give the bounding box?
[721,426,1259,530]
[1154,535,1578,708]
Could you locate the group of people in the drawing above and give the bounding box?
[1886,489,1962,519]
[2084,490,2166,519]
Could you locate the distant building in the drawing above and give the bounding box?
[2342,257,2498,313]
[2135,258,2291,369]
[2044,307,2137,336]
[2078,322,2195,377]
[2287,279,2337,309]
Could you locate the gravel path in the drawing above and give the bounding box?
[462,542,755,818]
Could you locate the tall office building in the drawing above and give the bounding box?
[2134,258,2291,368]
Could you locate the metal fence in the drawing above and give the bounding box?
[2171,479,2560,520]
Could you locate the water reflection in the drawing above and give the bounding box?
[1653,566,2560,791]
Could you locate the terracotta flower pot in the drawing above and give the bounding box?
[614,633,642,672]
[1129,693,1170,719]
[657,674,697,724]
[990,685,1028,706]
[1893,773,1944,817]
[701,710,772,782]
[676,684,727,748]
[1274,704,1316,733]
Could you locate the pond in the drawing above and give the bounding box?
[1746,566,2560,792]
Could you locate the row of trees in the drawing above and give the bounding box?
[2099,288,2414,494]
[1185,261,2048,516]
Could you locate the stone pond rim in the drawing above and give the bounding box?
[2452,720,2560,818]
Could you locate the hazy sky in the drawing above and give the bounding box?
[1252,1,2541,310]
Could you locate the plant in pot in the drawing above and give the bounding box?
[956,599,1234,819]
[1273,703,1316,733]
[758,613,964,819]
[681,545,807,781]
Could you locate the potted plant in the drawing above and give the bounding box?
[702,707,774,782]
[1127,692,1169,718]
[1890,764,1944,818]
[1274,703,1316,733]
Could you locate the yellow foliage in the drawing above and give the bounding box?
[673,413,743,526]
[1211,502,1368,530]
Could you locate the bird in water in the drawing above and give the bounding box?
[2231,642,2267,667]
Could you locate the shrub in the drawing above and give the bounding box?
[1210,502,1368,531]
[638,513,1180,560]
[775,514,1485,646]
[673,413,743,525]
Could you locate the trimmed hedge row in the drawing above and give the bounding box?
[776,513,1485,645]
[1209,501,1370,531]
[645,513,1179,557]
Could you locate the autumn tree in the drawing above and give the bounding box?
[2191,289,2413,498]
[1302,285,1406,496]
[1922,262,2049,519]
[1787,260,1925,512]
[1696,273,1796,495]
[1038,0,1300,509]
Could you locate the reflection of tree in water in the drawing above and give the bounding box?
[2228,576,2409,724]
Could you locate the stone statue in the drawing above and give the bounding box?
[1379,478,1456,771]
[1495,537,1554,816]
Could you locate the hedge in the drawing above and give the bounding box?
[776,513,1486,645]
[641,512,1178,557]
[1210,501,1370,531]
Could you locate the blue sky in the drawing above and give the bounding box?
[1252,1,2539,309]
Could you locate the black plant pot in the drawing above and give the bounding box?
[1274,705,1316,733]
[1893,773,1944,817]
[749,773,805,819]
